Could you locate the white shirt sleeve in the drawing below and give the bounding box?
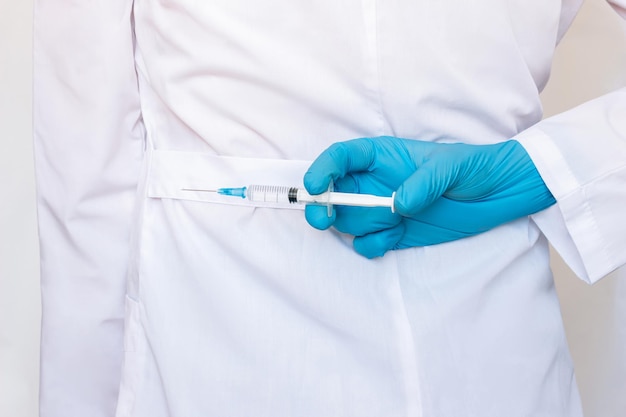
[34,1,144,416]
[516,86,626,284]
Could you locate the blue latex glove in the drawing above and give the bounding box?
[303,136,556,258]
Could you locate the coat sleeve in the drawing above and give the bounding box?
[33,1,144,416]
[515,1,626,284]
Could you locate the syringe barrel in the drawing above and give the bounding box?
[244,185,394,210]
[246,185,297,204]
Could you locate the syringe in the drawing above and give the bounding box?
[182,185,396,212]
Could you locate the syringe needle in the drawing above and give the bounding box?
[181,188,218,192]
[181,187,247,198]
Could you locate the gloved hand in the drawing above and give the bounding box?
[303,136,556,258]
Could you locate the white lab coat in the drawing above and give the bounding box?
[33,1,626,416]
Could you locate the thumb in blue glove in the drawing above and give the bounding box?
[303,136,556,258]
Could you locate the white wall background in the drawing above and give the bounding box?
[0,0,40,416]
[0,1,624,416]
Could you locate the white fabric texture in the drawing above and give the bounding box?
[33,0,625,416]
[517,88,626,283]
[33,1,144,416]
